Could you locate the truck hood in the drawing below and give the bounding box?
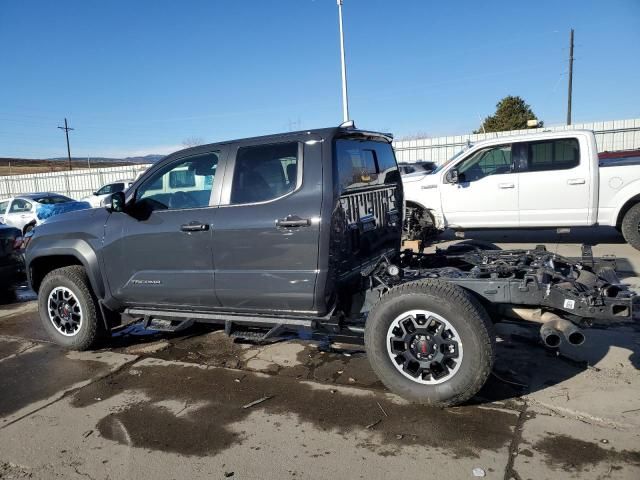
[401,171,433,184]
[36,206,109,230]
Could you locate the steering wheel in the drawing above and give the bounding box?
[169,191,199,209]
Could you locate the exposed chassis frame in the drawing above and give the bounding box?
[368,245,637,326]
[123,245,637,342]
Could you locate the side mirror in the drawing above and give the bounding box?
[103,191,125,212]
[448,168,460,184]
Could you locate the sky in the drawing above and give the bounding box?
[1,0,639,159]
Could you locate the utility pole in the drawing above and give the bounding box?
[58,118,74,170]
[567,28,574,126]
[336,0,350,123]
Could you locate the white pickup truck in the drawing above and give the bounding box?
[402,130,640,249]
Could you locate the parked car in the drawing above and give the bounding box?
[0,224,25,301]
[398,161,437,176]
[0,193,90,234]
[25,124,636,406]
[403,130,640,249]
[82,180,134,208]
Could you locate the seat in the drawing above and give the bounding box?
[286,163,297,185]
[232,171,273,204]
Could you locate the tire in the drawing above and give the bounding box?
[621,203,640,250]
[365,279,495,406]
[38,266,104,350]
[23,223,35,235]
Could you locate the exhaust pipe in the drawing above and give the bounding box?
[499,307,586,347]
[539,323,562,348]
[548,318,586,346]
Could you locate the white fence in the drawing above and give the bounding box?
[0,164,151,200]
[393,118,640,164]
[2,117,640,199]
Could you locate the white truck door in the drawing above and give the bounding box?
[518,137,591,226]
[440,143,519,228]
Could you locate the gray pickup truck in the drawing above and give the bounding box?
[25,124,637,406]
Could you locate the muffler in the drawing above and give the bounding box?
[499,307,586,347]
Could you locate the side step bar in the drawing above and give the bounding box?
[124,307,365,344]
[125,308,316,329]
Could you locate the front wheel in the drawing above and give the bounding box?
[365,280,495,406]
[621,203,640,250]
[38,266,104,350]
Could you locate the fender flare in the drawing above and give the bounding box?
[613,193,640,227]
[27,239,106,299]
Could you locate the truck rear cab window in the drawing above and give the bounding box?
[335,139,400,192]
[230,142,299,204]
[527,138,579,171]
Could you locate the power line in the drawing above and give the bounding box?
[57,118,74,170]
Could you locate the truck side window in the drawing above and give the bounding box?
[136,152,219,211]
[230,142,299,204]
[527,138,579,172]
[456,145,512,182]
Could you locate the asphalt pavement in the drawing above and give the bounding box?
[0,227,639,480]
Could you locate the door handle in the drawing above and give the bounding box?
[498,183,515,189]
[567,178,586,185]
[276,215,311,228]
[180,222,210,232]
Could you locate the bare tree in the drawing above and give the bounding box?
[182,136,205,148]
[397,131,431,141]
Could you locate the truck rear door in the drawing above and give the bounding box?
[211,139,322,313]
[518,136,592,226]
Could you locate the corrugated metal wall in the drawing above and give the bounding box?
[393,118,640,164]
[0,164,151,200]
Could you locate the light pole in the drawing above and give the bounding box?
[337,0,350,123]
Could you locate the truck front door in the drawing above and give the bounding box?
[440,143,520,228]
[101,150,224,309]
[212,140,322,313]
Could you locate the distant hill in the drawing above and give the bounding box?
[0,154,163,176]
[45,154,164,164]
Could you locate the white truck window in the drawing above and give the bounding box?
[457,145,513,182]
[527,139,579,172]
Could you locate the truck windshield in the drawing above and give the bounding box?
[334,139,401,193]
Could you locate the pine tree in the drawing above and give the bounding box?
[476,96,543,133]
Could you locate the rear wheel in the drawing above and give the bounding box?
[38,266,104,350]
[621,203,640,250]
[365,280,494,406]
